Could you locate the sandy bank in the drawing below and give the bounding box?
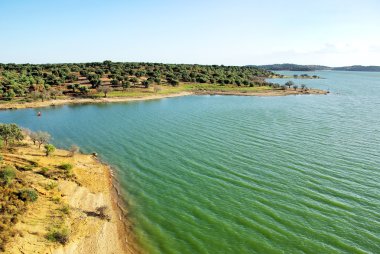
[0,92,193,110]
[0,89,327,110]
[3,141,138,254]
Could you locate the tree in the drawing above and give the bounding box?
[69,145,79,157]
[154,85,162,93]
[0,123,24,146]
[74,83,80,92]
[285,81,294,89]
[301,84,306,90]
[34,131,51,148]
[67,84,75,92]
[168,79,179,86]
[293,85,298,90]
[44,144,56,156]
[39,90,50,102]
[111,79,120,86]
[97,86,112,98]
[122,81,131,90]
[129,77,139,87]
[79,85,89,95]
[142,80,151,88]
[50,89,62,99]
[154,77,161,84]
[90,79,102,88]
[30,131,38,145]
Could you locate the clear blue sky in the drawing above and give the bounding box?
[1,0,379,66]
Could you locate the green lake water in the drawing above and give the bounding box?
[0,71,379,253]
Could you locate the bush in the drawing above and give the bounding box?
[39,167,52,178]
[58,163,73,171]
[59,204,70,215]
[18,189,38,202]
[44,144,56,156]
[15,165,34,171]
[0,166,16,185]
[46,228,69,245]
[44,181,58,190]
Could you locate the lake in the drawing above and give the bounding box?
[0,71,379,253]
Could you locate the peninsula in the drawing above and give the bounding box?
[0,61,327,109]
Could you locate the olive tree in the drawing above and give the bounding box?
[0,123,24,146]
[34,131,51,148]
[97,86,112,98]
[285,81,294,89]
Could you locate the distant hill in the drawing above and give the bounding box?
[255,64,380,72]
[255,64,330,71]
[331,65,380,72]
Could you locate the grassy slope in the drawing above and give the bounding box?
[1,139,133,254]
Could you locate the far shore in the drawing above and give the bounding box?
[0,89,328,110]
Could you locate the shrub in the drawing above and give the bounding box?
[0,166,16,185]
[40,167,50,176]
[44,181,58,190]
[18,189,38,202]
[46,228,69,245]
[51,196,61,204]
[15,165,34,171]
[44,144,56,156]
[59,204,70,215]
[58,163,73,171]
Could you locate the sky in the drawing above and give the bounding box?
[0,0,380,66]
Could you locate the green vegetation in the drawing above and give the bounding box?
[46,227,69,245]
[58,163,73,171]
[44,144,56,156]
[0,124,24,146]
[0,164,39,251]
[18,189,38,202]
[285,81,294,89]
[293,74,320,79]
[59,204,70,215]
[256,64,329,71]
[0,61,275,101]
[0,166,16,185]
[257,63,380,72]
[0,123,82,251]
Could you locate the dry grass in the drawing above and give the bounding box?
[1,138,136,254]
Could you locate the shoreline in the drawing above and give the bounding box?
[0,89,328,110]
[94,158,140,254]
[98,158,141,254]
